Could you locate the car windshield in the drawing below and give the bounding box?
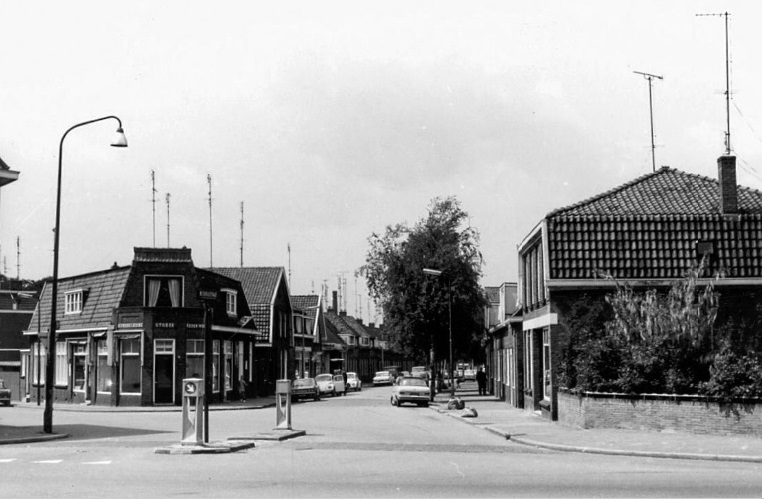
[315,375,332,382]
[399,377,427,387]
[374,371,389,377]
[347,373,357,380]
[293,379,315,388]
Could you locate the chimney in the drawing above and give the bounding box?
[718,156,738,214]
[332,291,338,313]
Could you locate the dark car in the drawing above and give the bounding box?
[291,378,320,402]
[0,379,11,406]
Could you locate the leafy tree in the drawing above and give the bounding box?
[364,197,487,365]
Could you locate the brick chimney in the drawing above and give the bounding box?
[718,155,738,214]
[332,291,338,313]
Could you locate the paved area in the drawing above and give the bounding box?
[1,386,761,463]
[432,383,761,463]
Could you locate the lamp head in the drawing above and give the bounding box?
[422,268,442,277]
[111,127,128,148]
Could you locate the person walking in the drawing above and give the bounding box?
[238,376,248,402]
[476,367,487,396]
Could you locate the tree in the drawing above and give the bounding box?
[364,197,487,365]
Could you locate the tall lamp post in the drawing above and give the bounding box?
[44,116,127,434]
[422,268,454,398]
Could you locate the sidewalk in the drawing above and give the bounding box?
[432,382,761,463]
[0,396,277,444]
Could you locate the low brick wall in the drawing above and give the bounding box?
[558,390,761,436]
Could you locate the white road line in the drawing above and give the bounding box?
[32,460,63,464]
[82,461,112,465]
[0,458,17,463]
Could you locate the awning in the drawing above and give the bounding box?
[114,333,141,339]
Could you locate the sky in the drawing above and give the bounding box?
[0,0,761,325]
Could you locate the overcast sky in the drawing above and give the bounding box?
[0,0,760,324]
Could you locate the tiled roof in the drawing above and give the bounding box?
[543,168,762,280]
[322,317,346,347]
[342,315,375,339]
[484,286,500,303]
[210,267,284,305]
[0,291,38,312]
[548,167,761,217]
[324,311,357,339]
[133,247,193,263]
[27,267,132,334]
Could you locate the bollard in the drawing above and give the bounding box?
[181,378,205,445]
[274,379,292,430]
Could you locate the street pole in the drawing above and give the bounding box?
[429,334,435,402]
[203,305,211,443]
[448,277,454,397]
[44,116,127,434]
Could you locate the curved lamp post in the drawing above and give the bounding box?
[423,268,454,398]
[44,116,127,433]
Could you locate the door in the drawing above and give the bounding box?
[154,339,175,404]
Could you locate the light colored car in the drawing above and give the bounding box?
[316,373,346,396]
[390,377,430,407]
[463,369,477,381]
[411,366,428,379]
[373,370,395,385]
[0,379,10,406]
[291,378,320,402]
[346,372,362,391]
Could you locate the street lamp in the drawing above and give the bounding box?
[422,268,454,398]
[44,116,127,434]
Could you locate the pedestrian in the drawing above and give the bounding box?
[476,367,487,396]
[238,376,248,402]
[342,370,348,395]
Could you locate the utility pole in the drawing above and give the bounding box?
[697,12,733,154]
[207,174,213,267]
[633,71,663,172]
[166,193,171,247]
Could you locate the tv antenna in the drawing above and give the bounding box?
[207,174,213,267]
[165,193,171,247]
[151,170,157,247]
[633,71,663,172]
[696,11,732,154]
[239,202,244,267]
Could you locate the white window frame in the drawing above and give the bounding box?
[143,275,185,308]
[224,341,233,391]
[223,289,237,316]
[543,328,551,401]
[72,342,87,392]
[64,290,83,315]
[186,339,204,379]
[55,342,68,386]
[31,343,46,386]
[96,340,111,394]
[153,339,175,404]
[212,340,220,393]
[120,338,142,395]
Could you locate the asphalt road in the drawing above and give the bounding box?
[1,385,760,498]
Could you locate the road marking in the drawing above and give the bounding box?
[32,460,63,464]
[82,461,112,465]
[0,458,17,463]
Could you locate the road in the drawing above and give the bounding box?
[0,385,760,498]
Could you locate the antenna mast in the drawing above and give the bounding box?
[240,202,244,267]
[207,174,213,267]
[697,11,732,154]
[633,71,663,172]
[287,243,291,287]
[165,193,171,247]
[151,170,157,247]
[16,236,20,280]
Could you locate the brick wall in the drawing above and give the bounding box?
[558,390,761,436]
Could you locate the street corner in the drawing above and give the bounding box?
[227,429,306,441]
[154,440,255,455]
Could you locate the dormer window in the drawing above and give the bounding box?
[64,290,83,314]
[223,289,237,316]
[145,276,183,307]
[360,336,370,347]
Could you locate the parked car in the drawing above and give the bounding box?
[316,373,346,396]
[346,372,362,391]
[463,369,477,381]
[0,379,10,406]
[411,366,428,379]
[390,377,430,407]
[373,370,395,385]
[291,378,320,402]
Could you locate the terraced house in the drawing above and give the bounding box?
[518,156,762,421]
[23,247,258,406]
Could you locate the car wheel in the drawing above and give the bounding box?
[396,398,401,407]
[390,396,396,406]
[332,390,337,397]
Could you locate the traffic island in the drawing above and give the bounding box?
[154,440,255,455]
[228,429,306,441]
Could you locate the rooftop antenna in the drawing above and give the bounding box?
[696,11,732,155]
[287,242,292,287]
[207,174,213,267]
[239,201,244,267]
[151,170,157,247]
[633,71,663,172]
[165,193,171,247]
[16,236,20,280]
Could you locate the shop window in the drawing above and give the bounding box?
[120,339,141,394]
[64,290,83,314]
[186,339,204,379]
[31,343,46,386]
[543,329,551,401]
[72,343,86,391]
[145,276,183,308]
[224,341,233,391]
[55,342,67,386]
[20,351,28,378]
[212,340,220,392]
[96,340,111,393]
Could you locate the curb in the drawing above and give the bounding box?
[0,433,70,446]
[433,406,761,463]
[12,402,276,413]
